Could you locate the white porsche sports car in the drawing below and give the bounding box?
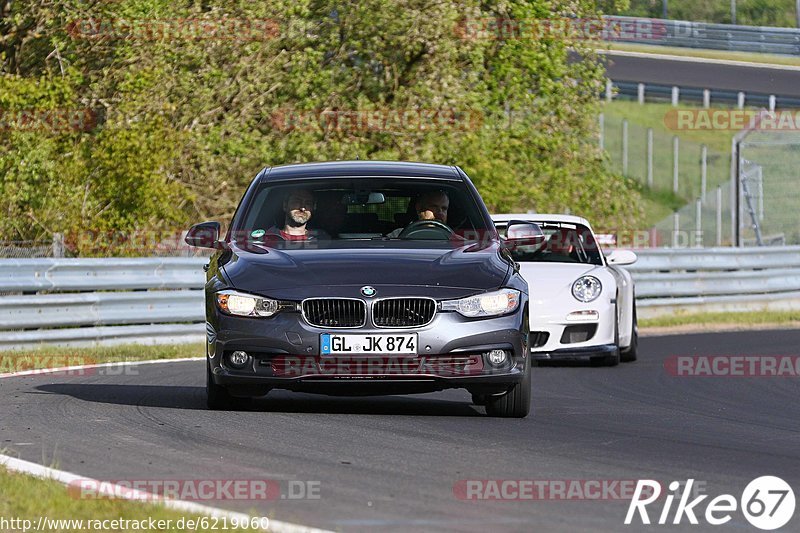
[493,214,638,366]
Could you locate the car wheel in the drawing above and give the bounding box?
[471,393,488,406]
[620,304,638,363]
[484,360,532,418]
[206,362,248,410]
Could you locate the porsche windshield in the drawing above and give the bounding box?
[501,222,604,265]
[233,178,493,246]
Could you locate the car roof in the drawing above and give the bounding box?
[259,161,462,182]
[491,213,593,228]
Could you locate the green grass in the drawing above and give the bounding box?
[641,310,800,328]
[0,468,258,533]
[0,344,204,373]
[604,42,800,67]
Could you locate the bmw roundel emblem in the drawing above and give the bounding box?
[361,286,377,297]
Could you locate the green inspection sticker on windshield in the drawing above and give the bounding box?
[251,229,266,238]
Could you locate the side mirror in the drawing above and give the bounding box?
[502,221,545,249]
[185,221,222,249]
[606,249,637,266]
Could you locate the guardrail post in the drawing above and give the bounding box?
[606,79,613,102]
[647,128,654,188]
[672,136,679,194]
[671,86,679,107]
[701,145,707,201]
[716,186,723,246]
[737,91,745,109]
[599,113,605,150]
[769,95,776,111]
[638,83,645,105]
[702,89,710,109]
[622,119,629,175]
[695,198,703,247]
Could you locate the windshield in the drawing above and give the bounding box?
[232,178,493,248]
[498,221,604,265]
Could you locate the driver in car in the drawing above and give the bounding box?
[386,190,450,238]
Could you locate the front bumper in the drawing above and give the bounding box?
[530,343,618,361]
[206,305,528,396]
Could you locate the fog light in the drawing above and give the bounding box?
[228,350,250,369]
[486,349,508,366]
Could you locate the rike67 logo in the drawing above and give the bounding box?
[625,477,795,530]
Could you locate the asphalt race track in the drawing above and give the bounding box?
[604,52,800,98]
[2,330,799,532]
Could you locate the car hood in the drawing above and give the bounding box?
[221,241,511,300]
[517,263,610,306]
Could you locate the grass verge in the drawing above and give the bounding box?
[0,343,204,373]
[0,468,258,532]
[641,310,800,329]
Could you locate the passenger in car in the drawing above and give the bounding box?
[264,188,328,241]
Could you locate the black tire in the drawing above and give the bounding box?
[471,393,488,406]
[206,363,248,410]
[485,360,532,418]
[620,304,638,363]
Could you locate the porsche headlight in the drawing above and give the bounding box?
[572,276,602,303]
[216,290,280,317]
[441,288,520,318]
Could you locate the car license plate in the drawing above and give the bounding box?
[320,333,417,355]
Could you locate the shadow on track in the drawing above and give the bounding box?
[34,383,482,416]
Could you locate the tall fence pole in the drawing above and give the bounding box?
[673,136,680,194]
[647,128,654,188]
[606,79,613,103]
[716,186,723,246]
[737,91,746,109]
[700,145,707,201]
[622,119,629,175]
[638,83,645,105]
[671,86,679,107]
[672,211,680,248]
[599,113,605,150]
[695,198,703,247]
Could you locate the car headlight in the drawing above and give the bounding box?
[216,290,280,317]
[441,288,520,318]
[572,276,602,303]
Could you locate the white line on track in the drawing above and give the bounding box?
[600,49,800,72]
[0,357,333,533]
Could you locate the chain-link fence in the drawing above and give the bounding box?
[650,180,736,247]
[600,112,730,201]
[738,130,800,245]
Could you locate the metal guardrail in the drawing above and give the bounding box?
[604,16,800,55]
[0,250,798,348]
[628,246,800,318]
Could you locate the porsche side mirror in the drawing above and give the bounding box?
[606,249,637,266]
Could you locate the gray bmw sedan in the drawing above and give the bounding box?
[186,161,539,417]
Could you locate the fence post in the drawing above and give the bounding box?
[606,79,613,103]
[673,136,679,194]
[737,91,745,109]
[702,89,710,108]
[672,211,680,248]
[622,119,629,175]
[695,197,702,247]
[647,128,654,188]
[51,233,64,258]
[671,86,679,107]
[716,186,722,246]
[769,95,776,111]
[599,113,604,150]
[638,83,645,105]
[700,145,707,201]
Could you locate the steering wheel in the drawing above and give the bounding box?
[398,219,454,240]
